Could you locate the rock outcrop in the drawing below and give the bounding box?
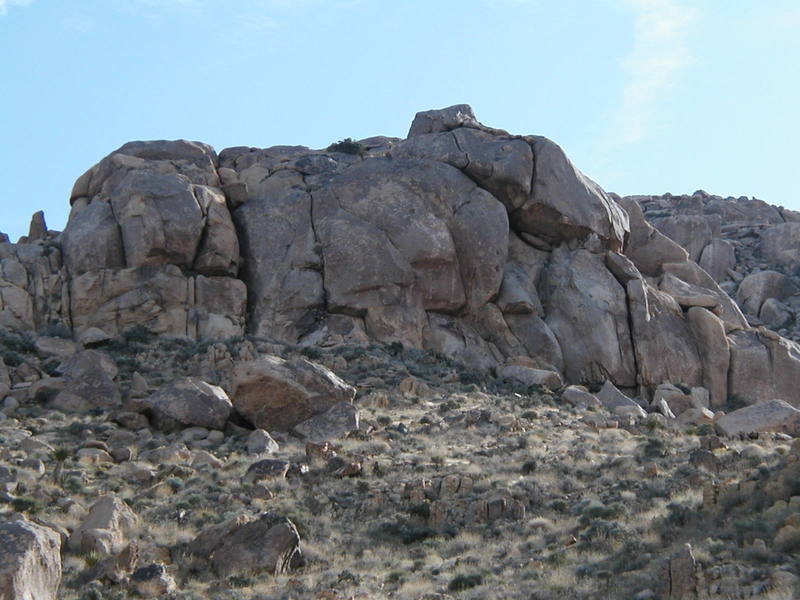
[4,105,800,409]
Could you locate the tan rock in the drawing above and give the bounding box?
[542,247,635,387]
[687,307,730,407]
[232,356,356,431]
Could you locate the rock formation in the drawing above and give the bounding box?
[2,105,800,412]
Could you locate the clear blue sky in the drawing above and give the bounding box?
[2,0,799,241]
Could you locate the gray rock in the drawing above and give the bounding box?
[759,298,793,330]
[246,429,279,455]
[698,238,736,282]
[195,512,301,577]
[542,248,635,388]
[715,399,800,437]
[512,137,629,251]
[407,104,479,137]
[69,495,138,557]
[759,222,800,269]
[144,377,232,432]
[736,270,797,315]
[0,519,62,600]
[292,401,359,442]
[51,350,120,413]
[497,365,563,391]
[596,381,646,418]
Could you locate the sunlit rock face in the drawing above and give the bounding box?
[6,103,800,406]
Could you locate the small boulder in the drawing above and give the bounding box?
[292,401,359,442]
[596,381,646,419]
[129,563,176,597]
[69,495,138,557]
[246,429,279,455]
[243,460,290,485]
[715,399,800,437]
[0,519,62,600]
[561,385,601,408]
[497,365,563,391]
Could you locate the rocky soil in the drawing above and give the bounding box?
[1,105,800,598]
[1,331,799,599]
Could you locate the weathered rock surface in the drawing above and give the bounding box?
[231,356,356,431]
[715,399,800,437]
[0,519,62,600]
[51,350,121,413]
[292,401,360,441]
[69,495,139,556]
[143,377,232,431]
[5,104,800,410]
[190,513,301,577]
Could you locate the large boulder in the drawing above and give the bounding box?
[541,247,635,387]
[512,137,629,251]
[144,377,232,432]
[190,513,301,577]
[728,329,800,407]
[649,214,718,262]
[617,196,688,277]
[62,140,243,339]
[627,280,703,392]
[759,222,800,270]
[716,399,800,437]
[698,238,736,283]
[393,126,533,211]
[736,270,798,316]
[686,307,730,408]
[231,356,356,431]
[69,265,246,339]
[0,519,62,600]
[661,261,748,331]
[51,350,120,413]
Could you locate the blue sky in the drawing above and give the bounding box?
[2,0,799,240]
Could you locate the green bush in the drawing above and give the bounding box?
[448,573,483,591]
[327,137,364,155]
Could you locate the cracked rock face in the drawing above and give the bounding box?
[5,104,800,406]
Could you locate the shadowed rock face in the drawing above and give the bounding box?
[5,104,800,405]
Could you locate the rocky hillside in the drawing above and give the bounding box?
[626,192,800,341]
[1,106,799,599]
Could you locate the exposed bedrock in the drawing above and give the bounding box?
[3,105,800,407]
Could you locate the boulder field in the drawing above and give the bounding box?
[1,104,799,408]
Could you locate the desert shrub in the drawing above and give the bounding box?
[448,573,483,591]
[2,350,25,367]
[11,496,42,514]
[327,137,364,155]
[122,324,152,344]
[39,321,72,339]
